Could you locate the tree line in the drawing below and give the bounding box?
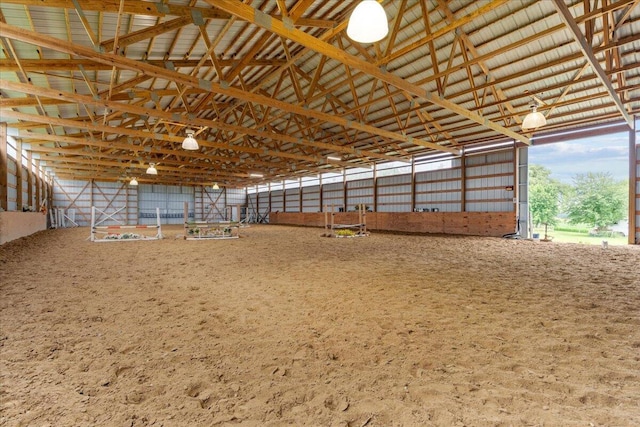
[529,164,628,237]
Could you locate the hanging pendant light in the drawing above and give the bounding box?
[347,0,388,44]
[182,130,199,150]
[129,177,139,186]
[212,182,219,190]
[146,163,158,175]
[522,105,547,130]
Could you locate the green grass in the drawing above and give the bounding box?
[533,228,628,245]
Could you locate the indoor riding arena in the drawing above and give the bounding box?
[1,1,639,426]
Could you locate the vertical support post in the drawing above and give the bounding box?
[90,206,96,241]
[0,123,9,211]
[629,119,637,244]
[342,169,347,212]
[410,157,416,212]
[331,204,335,235]
[362,203,367,234]
[184,201,189,236]
[89,179,94,211]
[460,148,466,212]
[27,150,34,208]
[319,174,324,212]
[299,179,303,213]
[324,204,328,230]
[34,157,41,210]
[256,185,260,221]
[222,186,228,220]
[16,139,23,209]
[373,163,378,213]
[513,144,520,234]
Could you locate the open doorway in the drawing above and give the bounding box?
[528,131,629,245]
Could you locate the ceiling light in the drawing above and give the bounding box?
[347,0,389,44]
[522,105,547,130]
[182,130,199,150]
[212,182,219,190]
[327,155,342,161]
[129,177,138,186]
[146,163,158,175]
[249,173,264,178]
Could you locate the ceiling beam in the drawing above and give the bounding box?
[551,0,633,128]
[0,79,402,164]
[100,16,193,52]
[0,22,451,156]
[207,0,530,146]
[2,109,339,169]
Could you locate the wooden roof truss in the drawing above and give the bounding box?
[0,0,638,187]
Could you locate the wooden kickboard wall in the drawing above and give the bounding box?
[269,211,516,237]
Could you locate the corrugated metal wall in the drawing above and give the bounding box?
[322,182,344,210]
[247,193,258,221]
[285,188,300,212]
[377,174,412,212]
[415,162,462,212]
[346,179,374,211]
[53,179,134,226]
[52,179,93,226]
[251,148,521,218]
[301,185,321,212]
[465,150,515,212]
[196,186,225,222]
[258,191,270,222]
[52,181,247,226]
[138,184,193,225]
[270,189,284,212]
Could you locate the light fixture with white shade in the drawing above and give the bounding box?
[146,163,158,175]
[129,177,138,186]
[522,104,547,130]
[346,0,389,44]
[212,182,219,190]
[182,130,199,150]
[327,155,342,162]
[249,172,264,178]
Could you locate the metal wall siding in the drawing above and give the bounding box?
[258,193,269,205]
[378,174,412,185]
[347,178,373,189]
[323,182,343,191]
[415,168,461,182]
[302,186,320,200]
[347,187,372,197]
[247,193,258,219]
[302,186,320,212]
[138,184,193,224]
[466,201,513,212]
[244,147,519,219]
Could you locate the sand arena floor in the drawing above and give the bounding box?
[1,224,639,426]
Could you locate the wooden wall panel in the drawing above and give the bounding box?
[270,211,516,237]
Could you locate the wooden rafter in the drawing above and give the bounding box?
[551,0,634,128]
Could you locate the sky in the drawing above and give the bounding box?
[529,132,631,184]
